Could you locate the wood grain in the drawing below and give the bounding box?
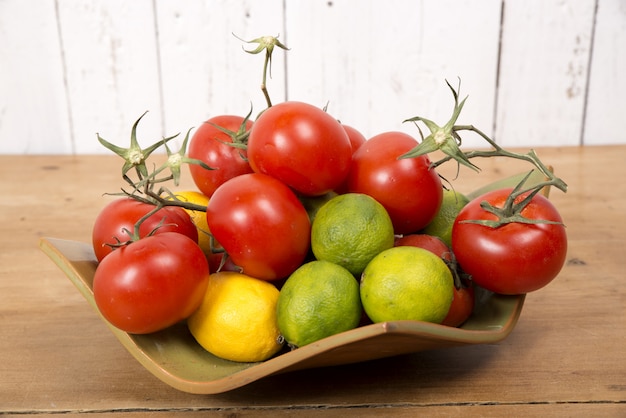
[284,0,502,145]
[1,146,624,416]
[0,0,73,153]
[495,0,596,147]
[583,0,626,145]
[155,0,285,146]
[2,1,625,154]
[56,0,163,154]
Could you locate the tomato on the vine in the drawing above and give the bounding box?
[206,172,311,281]
[342,124,366,153]
[441,282,475,327]
[394,233,452,262]
[334,124,367,194]
[93,232,210,334]
[91,198,198,262]
[347,132,443,234]
[247,101,353,196]
[452,188,567,295]
[188,115,254,197]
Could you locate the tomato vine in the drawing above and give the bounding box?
[97,35,567,232]
[400,79,567,227]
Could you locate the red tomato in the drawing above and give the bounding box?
[347,132,443,234]
[208,252,240,274]
[342,124,366,153]
[452,188,567,294]
[188,115,254,197]
[441,282,475,327]
[335,124,367,194]
[206,173,311,281]
[93,232,210,334]
[394,234,452,262]
[247,101,352,196]
[92,198,198,262]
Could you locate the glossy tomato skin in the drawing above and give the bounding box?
[335,124,367,194]
[395,233,452,262]
[93,232,210,334]
[188,115,254,197]
[441,282,475,327]
[247,101,352,196]
[342,124,366,152]
[452,188,567,295]
[206,173,311,281]
[92,198,198,262]
[347,132,443,234]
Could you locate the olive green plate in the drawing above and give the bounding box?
[39,169,556,394]
[40,237,524,394]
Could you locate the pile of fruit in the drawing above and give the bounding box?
[90,36,568,363]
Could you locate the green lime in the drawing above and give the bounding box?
[299,191,337,223]
[276,260,362,348]
[360,246,453,324]
[422,189,469,247]
[311,193,395,276]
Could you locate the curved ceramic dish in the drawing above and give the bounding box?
[39,239,524,395]
[40,170,553,394]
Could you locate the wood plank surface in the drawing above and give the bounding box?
[0,0,73,154]
[583,0,626,145]
[155,0,285,147]
[494,0,596,147]
[2,1,626,154]
[284,0,502,145]
[55,0,163,154]
[1,145,625,416]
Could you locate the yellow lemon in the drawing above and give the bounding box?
[360,246,453,324]
[311,193,395,276]
[276,260,362,348]
[187,271,283,363]
[170,190,212,258]
[422,189,469,247]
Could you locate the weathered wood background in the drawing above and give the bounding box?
[1,0,624,154]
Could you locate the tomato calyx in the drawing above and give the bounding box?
[97,111,178,186]
[461,171,565,229]
[100,112,211,214]
[99,112,213,191]
[402,79,479,172]
[144,128,215,188]
[204,106,254,154]
[437,249,471,291]
[108,205,182,251]
[100,220,155,252]
[234,33,289,109]
[399,80,568,196]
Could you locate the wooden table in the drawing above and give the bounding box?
[1,146,625,417]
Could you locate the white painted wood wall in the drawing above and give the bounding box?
[1,0,624,154]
